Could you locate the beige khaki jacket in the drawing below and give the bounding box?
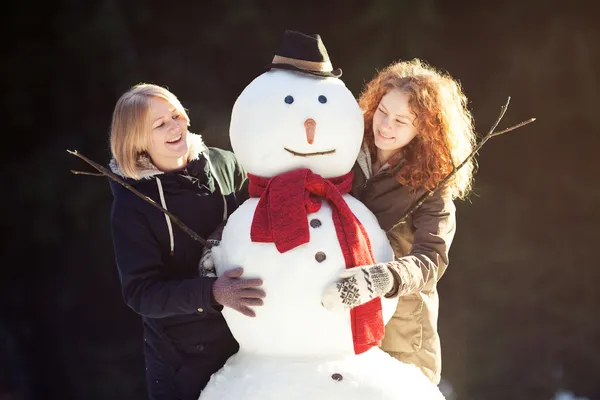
[352,147,456,384]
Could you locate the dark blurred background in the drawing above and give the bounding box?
[3,1,599,399]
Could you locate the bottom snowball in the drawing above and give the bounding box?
[199,347,445,400]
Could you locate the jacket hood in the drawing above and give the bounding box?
[109,132,207,180]
[356,143,406,179]
[356,143,373,179]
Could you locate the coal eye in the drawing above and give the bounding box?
[285,95,294,104]
[318,95,327,104]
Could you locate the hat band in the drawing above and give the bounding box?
[272,55,333,73]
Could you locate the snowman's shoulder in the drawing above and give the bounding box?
[342,194,370,211]
[342,194,380,225]
[227,198,259,224]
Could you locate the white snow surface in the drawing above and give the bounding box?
[199,348,444,400]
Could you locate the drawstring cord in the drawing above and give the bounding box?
[155,151,228,257]
[155,177,175,256]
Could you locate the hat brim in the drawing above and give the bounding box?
[266,63,342,78]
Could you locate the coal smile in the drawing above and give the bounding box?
[284,147,336,157]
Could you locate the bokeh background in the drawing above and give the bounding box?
[3,1,599,399]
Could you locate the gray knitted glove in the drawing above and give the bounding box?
[213,267,266,317]
[322,264,395,312]
[199,239,220,277]
[199,222,226,277]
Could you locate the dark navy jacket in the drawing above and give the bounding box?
[109,134,247,399]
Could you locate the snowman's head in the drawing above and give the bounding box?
[230,69,364,179]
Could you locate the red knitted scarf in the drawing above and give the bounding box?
[247,168,384,354]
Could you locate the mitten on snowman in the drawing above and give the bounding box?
[322,263,401,311]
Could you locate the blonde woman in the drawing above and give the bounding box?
[109,83,265,399]
[323,59,476,384]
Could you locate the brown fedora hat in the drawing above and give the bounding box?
[266,30,342,78]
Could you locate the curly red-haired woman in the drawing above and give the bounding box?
[322,58,477,384]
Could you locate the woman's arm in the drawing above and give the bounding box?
[110,201,221,318]
[385,189,456,297]
[322,189,456,310]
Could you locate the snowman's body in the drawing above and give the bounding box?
[214,195,396,358]
[199,69,444,399]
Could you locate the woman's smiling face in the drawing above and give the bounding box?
[372,89,418,156]
[146,97,189,170]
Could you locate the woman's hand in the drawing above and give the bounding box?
[212,267,266,317]
[198,239,220,277]
[321,264,395,311]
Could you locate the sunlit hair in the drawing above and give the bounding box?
[109,83,190,179]
[359,58,477,199]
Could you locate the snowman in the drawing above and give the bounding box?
[199,31,444,400]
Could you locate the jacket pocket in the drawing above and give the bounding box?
[163,320,211,356]
[163,317,236,359]
[380,293,424,353]
[394,292,424,316]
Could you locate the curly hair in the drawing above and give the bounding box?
[359,58,477,200]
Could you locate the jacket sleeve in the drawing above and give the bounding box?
[234,156,249,205]
[110,199,221,318]
[384,189,457,297]
[208,147,249,205]
[235,167,250,206]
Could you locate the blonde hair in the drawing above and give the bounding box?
[110,83,190,179]
[359,58,477,199]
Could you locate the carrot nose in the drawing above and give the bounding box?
[304,118,316,144]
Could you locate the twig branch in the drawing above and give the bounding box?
[67,150,207,247]
[71,170,105,176]
[489,118,536,138]
[386,97,536,233]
